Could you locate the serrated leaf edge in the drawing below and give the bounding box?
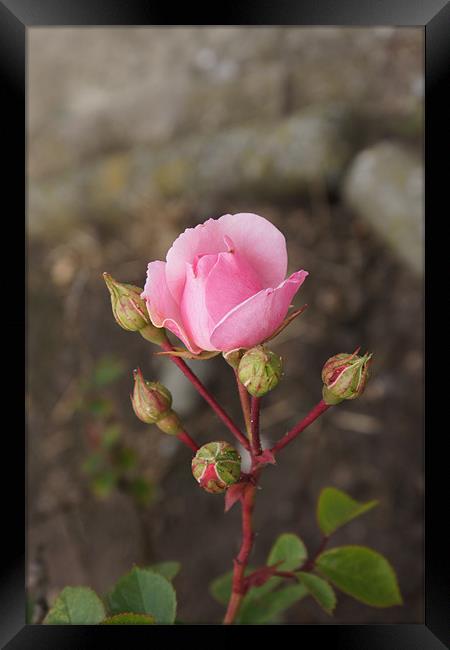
[316,545,403,608]
[43,586,106,625]
[100,612,155,624]
[107,566,177,623]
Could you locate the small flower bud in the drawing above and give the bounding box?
[191,441,241,494]
[103,272,166,344]
[156,411,183,436]
[131,368,172,424]
[237,345,283,397]
[322,350,372,405]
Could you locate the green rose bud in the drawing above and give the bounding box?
[156,411,183,436]
[191,441,241,494]
[237,345,283,397]
[103,272,166,344]
[131,368,173,424]
[322,350,373,405]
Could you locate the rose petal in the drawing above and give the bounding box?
[210,270,309,351]
[217,213,288,289]
[165,213,287,302]
[205,248,263,325]
[166,218,225,302]
[180,255,218,351]
[142,261,202,354]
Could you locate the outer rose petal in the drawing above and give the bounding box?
[142,261,202,354]
[209,270,309,352]
[180,255,218,351]
[165,213,287,302]
[166,218,225,302]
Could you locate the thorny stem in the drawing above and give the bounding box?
[271,399,330,455]
[224,396,331,624]
[223,482,257,624]
[224,386,262,624]
[161,341,250,451]
[176,430,199,453]
[234,370,252,439]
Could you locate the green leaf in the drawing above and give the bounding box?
[316,546,402,608]
[237,534,308,622]
[213,533,309,611]
[267,533,308,572]
[210,533,307,622]
[317,487,378,536]
[101,613,155,625]
[210,567,255,605]
[239,584,308,624]
[106,567,177,623]
[93,356,125,387]
[210,564,307,624]
[296,572,337,614]
[237,533,308,604]
[210,572,272,613]
[44,587,106,624]
[148,562,181,582]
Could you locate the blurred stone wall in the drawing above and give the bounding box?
[28,27,423,274]
[28,28,422,177]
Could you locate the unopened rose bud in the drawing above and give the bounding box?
[131,368,172,424]
[237,345,283,397]
[156,411,183,436]
[322,350,372,405]
[191,441,241,494]
[103,273,166,344]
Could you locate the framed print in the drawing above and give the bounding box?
[3,0,448,647]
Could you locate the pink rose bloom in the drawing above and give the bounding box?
[142,213,308,354]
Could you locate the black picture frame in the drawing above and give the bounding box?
[4,0,447,647]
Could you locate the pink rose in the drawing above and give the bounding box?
[142,213,308,353]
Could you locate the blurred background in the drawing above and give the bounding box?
[27,27,423,624]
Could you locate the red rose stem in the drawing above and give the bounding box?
[176,430,199,453]
[224,393,262,624]
[223,482,257,624]
[223,399,331,623]
[234,370,252,438]
[271,399,330,455]
[250,396,262,456]
[161,341,250,451]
